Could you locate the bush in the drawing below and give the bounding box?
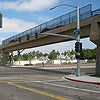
[24,64,33,66]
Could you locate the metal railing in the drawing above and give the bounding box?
[2,4,100,46]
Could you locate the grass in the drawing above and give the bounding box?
[85,73,100,78]
[90,74,100,78]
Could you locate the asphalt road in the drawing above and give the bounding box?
[0,66,100,100]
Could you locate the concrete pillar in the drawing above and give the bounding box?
[18,50,21,67]
[2,52,9,66]
[17,49,24,67]
[96,45,100,74]
[90,22,100,75]
[9,52,13,66]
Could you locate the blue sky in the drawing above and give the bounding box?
[0,0,99,53]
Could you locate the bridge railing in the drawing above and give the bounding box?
[92,8,100,16]
[2,4,100,46]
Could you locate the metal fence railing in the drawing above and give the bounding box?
[2,4,100,46]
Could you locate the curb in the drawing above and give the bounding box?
[65,77,100,85]
[32,68,70,75]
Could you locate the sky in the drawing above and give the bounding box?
[0,0,100,54]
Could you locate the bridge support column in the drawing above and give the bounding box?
[90,22,100,75]
[2,52,9,66]
[9,52,13,66]
[18,50,21,67]
[17,49,25,67]
[95,45,100,74]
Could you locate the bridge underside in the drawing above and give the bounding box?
[2,15,98,53]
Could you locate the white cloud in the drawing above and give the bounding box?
[0,17,36,33]
[0,0,58,12]
[38,16,52,22]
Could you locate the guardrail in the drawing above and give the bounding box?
[2,4,100,46]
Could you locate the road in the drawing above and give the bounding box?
[0,66,100,100]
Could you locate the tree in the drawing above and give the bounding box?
[63,51,67,56]
[21,53,28,60]
[48,50,58,60]
[80,48,96,60]
[35,51,43,58]
[70,49,75,55]
[13,55,19,61]
[43,53,48,57]
[32,51,36,58]
[27,52,33,64]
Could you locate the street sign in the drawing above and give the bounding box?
[74,29,80,37]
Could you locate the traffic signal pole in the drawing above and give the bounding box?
[76,6,80,76]
[44,4,81,77]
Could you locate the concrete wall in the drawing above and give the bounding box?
[13,60,47,66]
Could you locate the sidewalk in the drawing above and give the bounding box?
[41,66,95,69]
[37,66,100,85]
[65,75,100,85]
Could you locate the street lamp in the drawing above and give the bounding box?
[50,4,80,76]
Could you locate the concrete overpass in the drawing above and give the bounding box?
[0,4,100,74]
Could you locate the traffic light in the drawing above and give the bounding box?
[18,38,21,42]
[75,54,80,59]
[80,43,82,52]
[75,42,79,52]
[35,33,38,38]
[75,42,82,59]
[75,42,82,52]
[27,35,29,41]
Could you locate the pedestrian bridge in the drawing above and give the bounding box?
[1,4,100,54]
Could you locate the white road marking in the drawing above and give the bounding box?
[13,79,64,83]
[41,82,100,94]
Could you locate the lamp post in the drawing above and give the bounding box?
[50,4,80,76]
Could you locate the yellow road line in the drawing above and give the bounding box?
[0,79,26,83]
[8,82,69,100]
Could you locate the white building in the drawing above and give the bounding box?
[53,58,66,65]
[13,57,48,66]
